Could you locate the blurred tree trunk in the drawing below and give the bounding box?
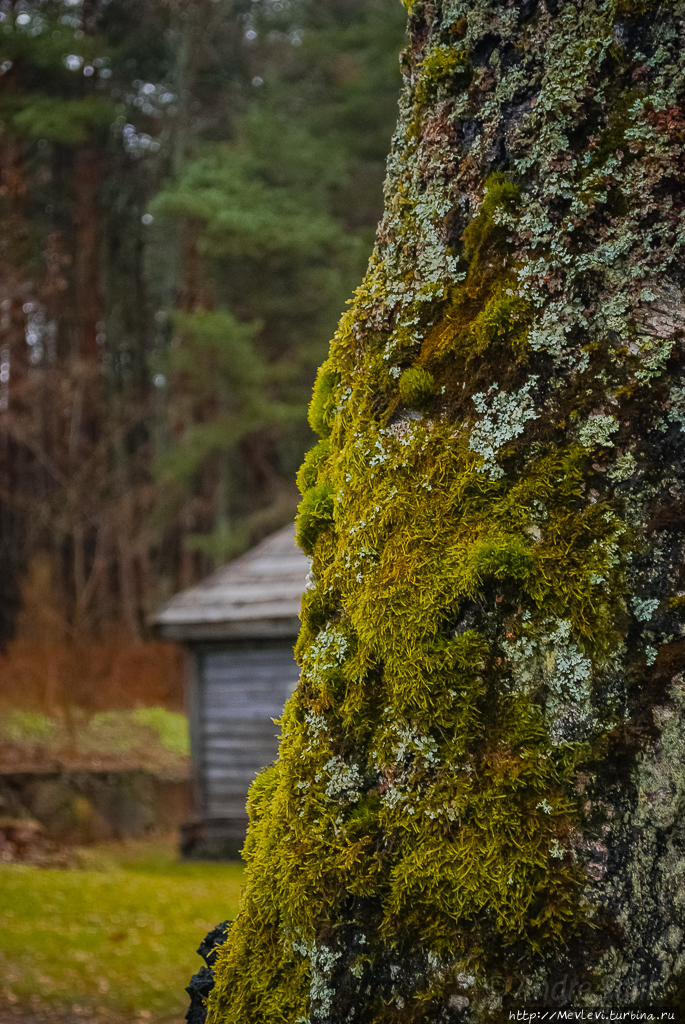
[73,145,103,362]
[205,1,685,1021]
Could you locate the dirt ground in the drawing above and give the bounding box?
[0,1004,183,1024]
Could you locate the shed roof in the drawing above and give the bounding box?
[151,524,310,642]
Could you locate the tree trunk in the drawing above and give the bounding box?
[206,1,685,1020]
[73,146,103,362]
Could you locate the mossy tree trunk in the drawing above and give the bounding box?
[205,1,685,1020]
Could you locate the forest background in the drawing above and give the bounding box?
[0,0,405,723]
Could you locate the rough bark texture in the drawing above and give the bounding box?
[205,1,685,1020]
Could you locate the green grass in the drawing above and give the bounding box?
[0,839,244,1020]
[0,706,191,759]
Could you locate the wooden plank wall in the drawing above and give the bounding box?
[196,646,300,820]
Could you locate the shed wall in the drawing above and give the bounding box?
[193,645,300,823]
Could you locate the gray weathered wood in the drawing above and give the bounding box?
[194,644,299,825]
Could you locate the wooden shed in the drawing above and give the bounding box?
[152,525,309,858]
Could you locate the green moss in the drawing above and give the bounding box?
[420,173,528,367]
[468,286,531,359]
[308,363,340,438]
[381,695,584,955]
[294,585,341,658]
[398,367,436,406]
[467,534,535,583]
[211,390,627,1017]
[587,89,643,168]
[414,45,471,110]
[295,482,335,555]
[462,173,521,263]
[208,904,310,1024]
[345,791,382,840]
[296,438,331,495]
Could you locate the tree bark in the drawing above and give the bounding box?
[205,1,685,1020]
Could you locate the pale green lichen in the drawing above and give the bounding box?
[608,451,637,483]
[576,414,619,450]
[469,378,539,479]
[631,597,660,623]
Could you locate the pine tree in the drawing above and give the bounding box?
[204,0,685,1019]
[151,0,406,563]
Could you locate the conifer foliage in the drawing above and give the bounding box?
[206,1,685,1019]
[0,0,405,648]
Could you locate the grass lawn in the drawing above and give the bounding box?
[0,838,245,1021]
